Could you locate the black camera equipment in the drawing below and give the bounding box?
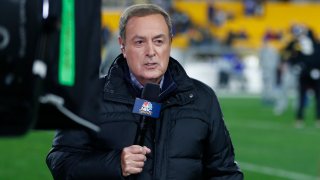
[0,0,102,136]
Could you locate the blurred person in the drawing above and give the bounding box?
[224,30,248,47]
[207,1,216,24]
[100,26,114,76]
[226,52,246,92]
[273,57,297,116]
[188,25,214,46]
[295,28,320,128]
[46,4,243,180]
[100,31,121,77]
[284,26,320,128]
[243,0,265,16]
[263,28,283,41]
[168,6,191,35]
[259,37,280,105]
[207,1,227,27]
[225,30,237,47]
[216,56,233,90]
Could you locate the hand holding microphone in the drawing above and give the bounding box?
[121,83,161,177]
[121,145,151,177]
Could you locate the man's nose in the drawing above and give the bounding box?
[146,42,156,57]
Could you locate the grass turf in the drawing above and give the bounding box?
[219,96,320,179]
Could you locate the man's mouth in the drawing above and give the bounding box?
[144,63,157,68]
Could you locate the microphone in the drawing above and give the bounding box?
[132,83,161,146]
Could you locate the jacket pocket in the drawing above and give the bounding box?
[94,112,139,149]
[167,108,209,158]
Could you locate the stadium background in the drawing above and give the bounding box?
[1,0,320,179]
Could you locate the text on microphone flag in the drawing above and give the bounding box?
[132,98,161,118]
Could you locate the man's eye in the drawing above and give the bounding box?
[154,40,163,45]
[135,40,143,45]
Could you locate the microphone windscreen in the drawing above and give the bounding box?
[141,83,160,102]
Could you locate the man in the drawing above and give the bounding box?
[259,37,280,105]
[46,4,243,179]
[286,27,320,128]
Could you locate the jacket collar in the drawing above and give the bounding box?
[103,54,196,105]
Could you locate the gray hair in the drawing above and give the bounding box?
[119,4,173,40]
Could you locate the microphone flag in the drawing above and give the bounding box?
[132,98,161,118]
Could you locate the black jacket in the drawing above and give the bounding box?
[46,55,243,180]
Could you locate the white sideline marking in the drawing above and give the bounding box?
[240,162,319,180]
[229,121,320,135]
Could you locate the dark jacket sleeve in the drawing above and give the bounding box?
[46,129,125,180]
[203,93,244,179]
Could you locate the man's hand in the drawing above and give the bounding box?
[121,145,151,177]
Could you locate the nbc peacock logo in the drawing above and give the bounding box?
[139,101,153,116]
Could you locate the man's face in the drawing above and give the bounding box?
[119,14,171,86]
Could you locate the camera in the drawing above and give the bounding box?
[0,0,102,136]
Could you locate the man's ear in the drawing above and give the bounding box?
[118,37,126,57]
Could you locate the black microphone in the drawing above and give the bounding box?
[133,83,160,146]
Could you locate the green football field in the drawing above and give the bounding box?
[220,96,320,180]
[0,96,319,179]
